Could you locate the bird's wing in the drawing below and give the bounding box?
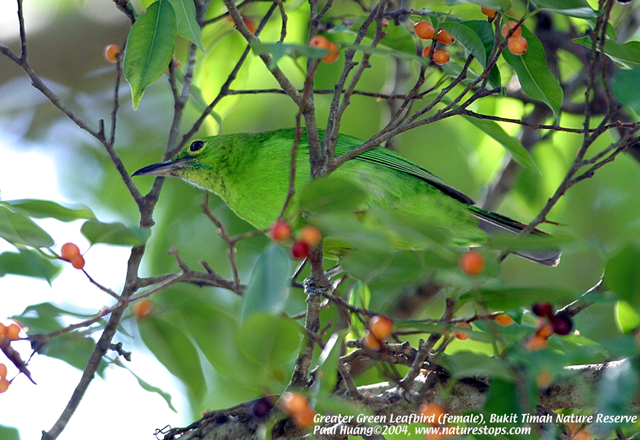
[334,143,475,205]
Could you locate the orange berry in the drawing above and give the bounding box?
[0,363,7,379]
[6,323,20,341]
[291,241,310,259]
[414,21,435,40]
[501,21,522,38]
[362,330,382,350]
[535,370,553,388]
[322,42,340,63]
[369,315,394,341]
[432,49,450,65]
[299,226,322,247]
[536,322,554,339]
[418,402,446,424]
[0,378,9,393]
[133,299,154,320]
[526,335,548,351]
[60,242,81,262]
[292,406,317,429]
[459,250,485,276]
[280,392,309,415]
[104,44,122,63]
[453,322,471,340]
[507,35,528,55]
[71,255,85,270]
[308,35,330,50]
[242,17,257,33]
[436,29,455,45]
[0,323,5,339]
[421,46,433,59]
[270,220,292,242]
[494,313,514,326]
[481,7,497,19]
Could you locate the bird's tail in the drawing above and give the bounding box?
[469,207,562,267]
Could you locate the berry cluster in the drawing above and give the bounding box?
[413,21,455,65]
[527,302,573,350]
[362,314,394,350]
[0,320,25,393]
[60,242,85,270]
[270,220,322,260]
[481,8,528,56]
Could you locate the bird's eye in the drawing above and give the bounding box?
[189,140,205,154]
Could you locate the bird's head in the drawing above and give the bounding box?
[132,137,227,192]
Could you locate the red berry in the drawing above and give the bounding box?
[291,241,310,259]
[431,49,450,65]
[61,242,81,261]
[104,44,121,63]
[369,315,394,341]
[459,250,485,276]
[550,312,573,336]
[501,21,522,38]
[436,29,455,45]
[532,303,553,317]
[507,35,528,55]
[270,220,292,242]
[414,21,435,40]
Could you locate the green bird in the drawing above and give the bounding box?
[133,128,560,266]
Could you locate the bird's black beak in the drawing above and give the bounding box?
[132,157,192,177]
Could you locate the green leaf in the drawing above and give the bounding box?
[503,25,563,120]
[460,286,577,310]
[0,249,61,284]
[605,243,640,310]
[2,199,96,222]
[41,331,104,374]
[613,68,640,113]
[167,0,203,51]
[138,314,206,402]
[0,425,20,440]
[81,220,149,246]
[235,313,301,368]
[297,176,368,213]
[442,351,514,380]
[531,0,598,18]
[240,244,292,322]
[377,21,416,55]
[124,0,177,109]
[13,302,96,335]
[0,206,54,248]
[116,362,177,412]
[445,0,511,10]
[459,20,501,87]
[615,301,640,335]
[573,36,640,69]
[462,115,540,173]
[316,332,344,396]
[440,21,487,67]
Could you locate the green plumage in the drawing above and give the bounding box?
[133,128,560,266]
